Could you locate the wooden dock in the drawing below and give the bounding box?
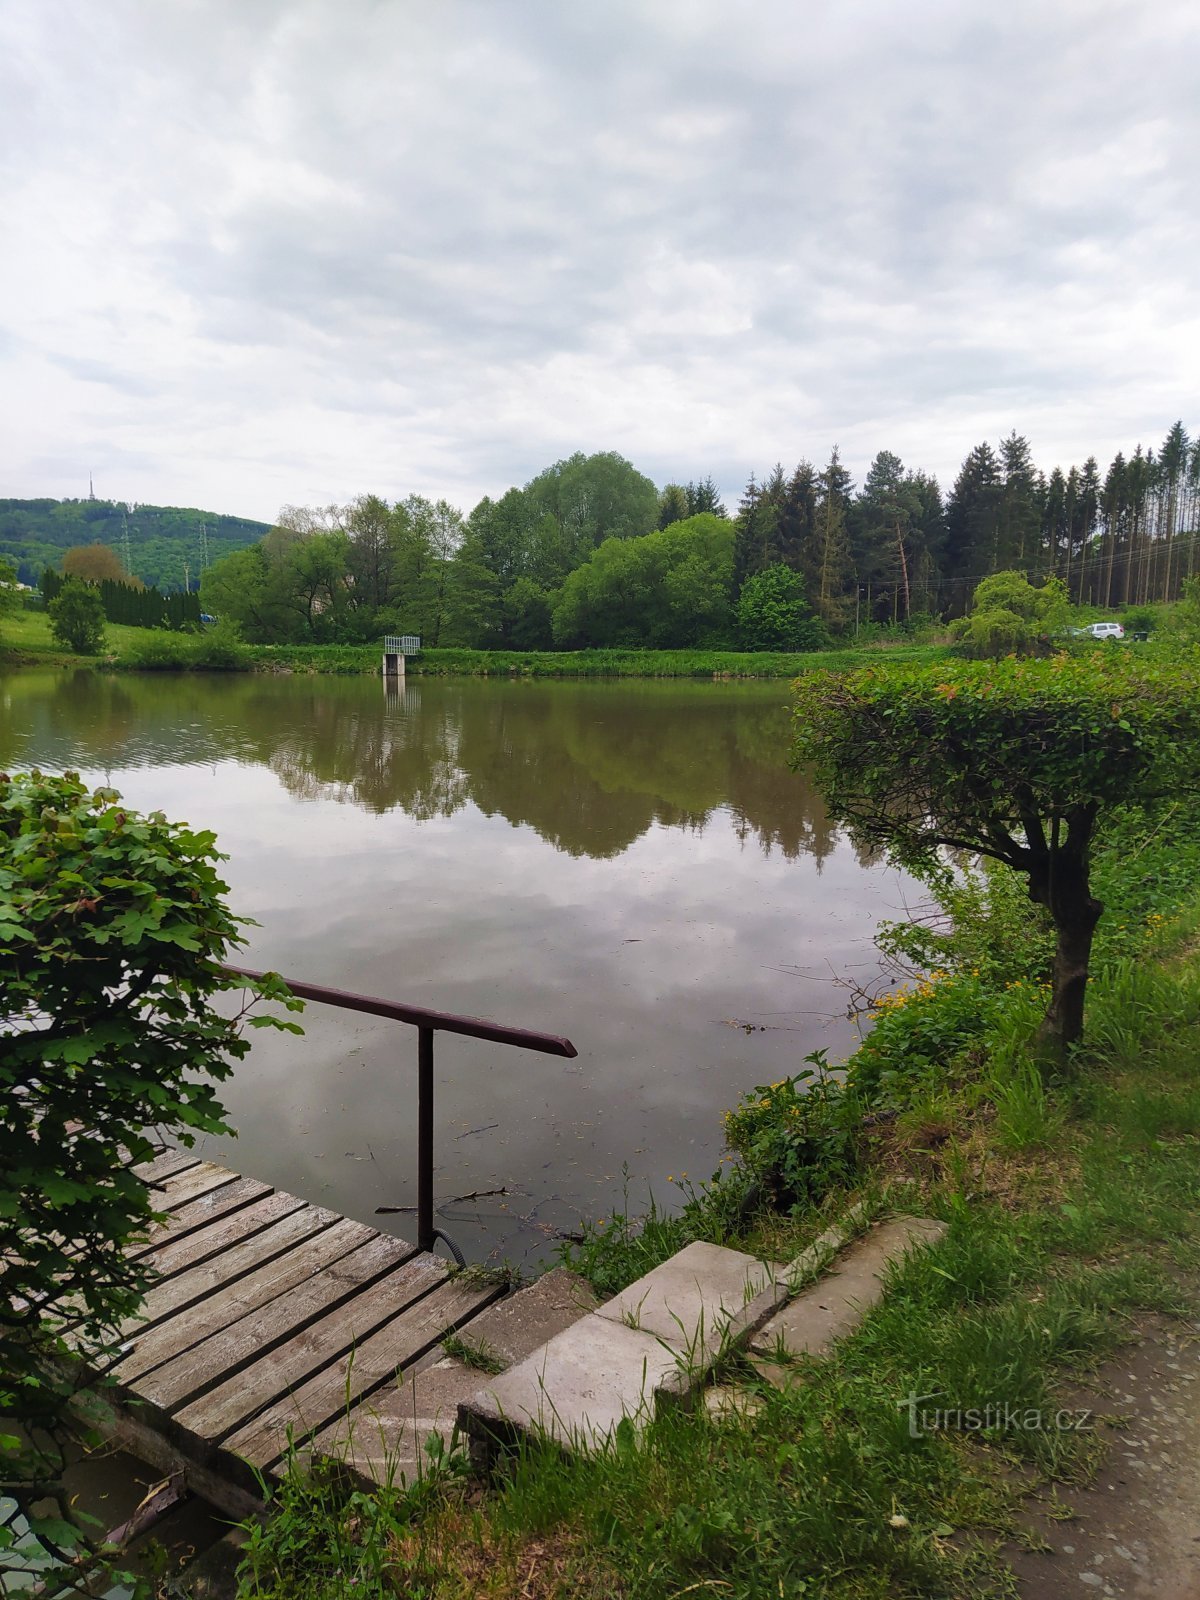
[72,1148,506,1516]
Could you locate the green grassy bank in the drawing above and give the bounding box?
[236,799,1200,1599]
[0,608,949,678]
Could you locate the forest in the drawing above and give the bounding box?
[16,423,1200,651]
[0,497,269,590]
[197,426,1200,650]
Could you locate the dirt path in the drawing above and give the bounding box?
[1007,1310,1200,1598]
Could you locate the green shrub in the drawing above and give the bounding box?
[119,630,192,669]
[848,973,1007,1104]
[0,772,301,1546]
[48,578,105,655]
[722,1053,860,1208]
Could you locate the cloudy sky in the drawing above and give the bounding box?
[2,0,1197,524]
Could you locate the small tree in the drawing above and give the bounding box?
[48,578,106,655]
[952,570,1069,658]
[737,564,828,651]
[62,542,134,585]
[792,655,1200,1055]
[0,558,18,645]
[0,773,300,1557]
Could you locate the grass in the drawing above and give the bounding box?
[0,607,147,663]
[1,608,952,677]
[440,1333,506,1376]
[235,797,1200,1598]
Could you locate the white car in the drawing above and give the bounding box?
[1085,621,1124,640]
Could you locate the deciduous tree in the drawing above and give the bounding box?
[792,655,1200,1054]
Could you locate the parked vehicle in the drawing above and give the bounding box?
[1085,621,1125,640]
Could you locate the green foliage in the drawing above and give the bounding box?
[847,973,1012,1104]
[951,570,1069,658]
[1122,606,1156,634]
[0,559,18,641]
[560,1166,755,1300]
[0,497,269,591]
[735,563,828,651]
[878,856,1053,989]
[552,514,735,648]
[237,1446,454,1598]
[793,654,1200,871]
[47,577,106,654]
[792,653,1200,1048]
[0,773,300,1507]
[119,618,250,670]
[722,1054,860,1207]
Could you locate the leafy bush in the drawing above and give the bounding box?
[119,630,192,668]
[847,973,1008,1104]
[736,565,828,651]
[0,772,300,1545]
[47,578,105,655]
[951,571,1068,659]
[723,1054,860,1208]
[878,856,1055,989]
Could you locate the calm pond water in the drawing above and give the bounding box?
[2,669,908,1266]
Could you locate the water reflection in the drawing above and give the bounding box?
[1,671,840,864]
[2,668,898,1265]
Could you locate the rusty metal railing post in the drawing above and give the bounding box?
[223,964,575,1268]
[417,1025,434,1254]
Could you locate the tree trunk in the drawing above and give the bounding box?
[1025,805,1101,1057]
[1039,905,1101,1054]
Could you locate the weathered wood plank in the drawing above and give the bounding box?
[150,1160,242,1213]
[134,1149,201,1185]
[176,1253,448,1444]
[138,1232,414,1414]
[228,1274,503,1469]
[113,1217,379,1385]
[68,1388,263,1523]
[130,1175,275,1261]
[140,1189,307,1280]
[131,1204,342,1331]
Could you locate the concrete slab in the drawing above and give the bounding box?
[458,1267,597,1369]
[459,1313,681,1455]
[595,1241,785,1350]
[749,1215,947,1386]
[309,1354,485,1486]
[305,1269,599,1486]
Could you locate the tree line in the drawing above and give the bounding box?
[1,497,269,590]
[42,548,202,630]
[194,422,1200,648]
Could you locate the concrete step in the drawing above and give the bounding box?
[460,1241,788,1456]
[307,1266,596,1486]
[459,1211,947,1460]
[747,1215,947,1389]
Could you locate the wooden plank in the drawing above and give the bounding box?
[113,1216,379,1385]
[175,1252,448,1444]
[140,1189,308,1280]
[228,1274,503,1469]
[134,1150,201,1185]
[129,1175,277,1262]
[138,1232,413,1414]
[68,1388,263,1522]
[150,1160,242,1213]
[132,1204,341,1331]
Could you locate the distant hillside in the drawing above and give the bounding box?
[0,498,271,591]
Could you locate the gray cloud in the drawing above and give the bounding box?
[1,0,1197,520]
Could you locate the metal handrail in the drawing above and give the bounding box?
[223,964,577,1264]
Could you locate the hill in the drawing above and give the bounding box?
[0,497,271,591]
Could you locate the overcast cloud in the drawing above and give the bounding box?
[2,0,1197,522]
